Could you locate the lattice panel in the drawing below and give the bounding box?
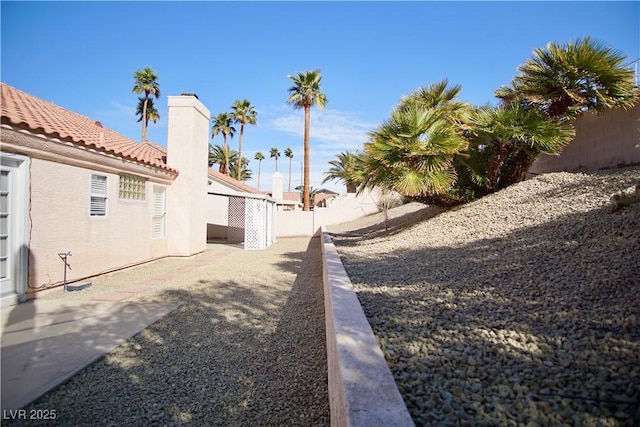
[244,198,264,250]
[228,196,246,243]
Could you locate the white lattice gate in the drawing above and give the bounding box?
[228,196,276,250]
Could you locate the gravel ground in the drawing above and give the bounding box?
[329,168,640,427]
[11,237,329,426]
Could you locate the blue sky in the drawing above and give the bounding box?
[2,1,638,193]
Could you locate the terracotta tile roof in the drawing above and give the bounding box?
[0,82,175,172]
[208,168,263,194]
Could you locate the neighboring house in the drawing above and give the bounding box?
[314,188,340,208]
[0,82,211,306]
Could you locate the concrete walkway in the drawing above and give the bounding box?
[1,298,178,413]
[0,245,236,413]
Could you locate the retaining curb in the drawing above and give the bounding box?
[320,227,415,427]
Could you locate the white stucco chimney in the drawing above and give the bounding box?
[271,171,284,201]
[166,93,210,256]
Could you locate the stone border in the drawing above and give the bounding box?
[320,227,415,427]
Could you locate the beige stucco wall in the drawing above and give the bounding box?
[27,158,169,289]
[531,103,640,174]
[276,189,382,237]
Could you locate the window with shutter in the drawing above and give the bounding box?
[90,174,107,216]
[152,185,166,239]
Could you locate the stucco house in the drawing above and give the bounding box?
[0,82,266,306]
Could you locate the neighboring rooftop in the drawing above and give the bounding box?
[0,82,175,172]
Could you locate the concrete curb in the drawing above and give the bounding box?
[320,227,414,427]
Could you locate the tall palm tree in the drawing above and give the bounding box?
[287,69,328,211]
[135,96,160,132]
[211,112,236,176]
[284,148,294,192]
[322,151,362,193]
[132,66,160,142]
[231,99,258,182]
[254,152,265,190]
[270,147,280,171]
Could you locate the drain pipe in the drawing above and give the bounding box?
[58,251,72,292]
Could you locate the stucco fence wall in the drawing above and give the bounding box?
[320,227,414,426]
[530,103,640,174]
[276,189,382,237]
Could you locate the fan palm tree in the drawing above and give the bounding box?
[132,66,160,142]
[287,69,328,211]
[322,151,363,193]
[465,104,575,193]
[270,147,280,171]
[362,103,467,200]
[284,148,294,192]
[211,112,236,176]
[230,157,253,182]
[231,99,258,181]
[494,37,639,185]
[209,144,238,174]
[135,96,160,131]
[496,37,639,120]
[254,152,265,190]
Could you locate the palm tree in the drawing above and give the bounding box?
[287,69,328,211]
[230,157,253,182]
[211,112,236,176]
[496,37,639,120]
[284,148,294,192]
[322,151,362,193]
[464,104,575,193]
[209,144,238,174]
[135,96,160,132]
[361,103,467,200]
[254,152,265,190]
[132,66,160,142]
[494,37,639,185]
[231,99,258,182]
[270,147,280,171]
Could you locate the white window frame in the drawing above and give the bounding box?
[90,173,108,217]
[152,185,166,239]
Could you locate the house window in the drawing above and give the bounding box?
[90,174,107,216]
[119,174,146,200]
[152,185,166,239]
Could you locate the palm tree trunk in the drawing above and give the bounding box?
[223,135,230,176]
[498,148,538,189]
[303,105,311,211]
[257,160,262,191]
[288,158,292,192]
[237,124,244,181]
[141,97,149,142]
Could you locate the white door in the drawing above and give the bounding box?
[0,155,28,306]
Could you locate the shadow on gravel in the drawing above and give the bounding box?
[328,205,445,243]
[9,238,329,427]
[333,204,640,426]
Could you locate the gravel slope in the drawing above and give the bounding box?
[329,168,640,427]
[11,237,329,427]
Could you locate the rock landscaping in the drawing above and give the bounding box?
[329,168,640,426]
